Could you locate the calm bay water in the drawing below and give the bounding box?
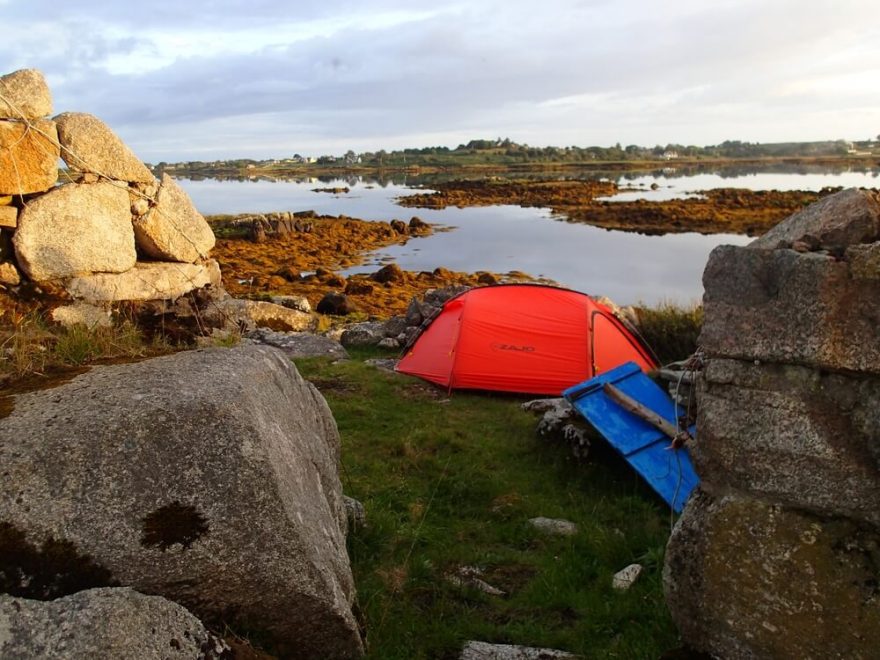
[178,168,879,306]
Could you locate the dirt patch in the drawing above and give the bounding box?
[484,563,539,594]
[308,377,361,395]
[398,381,447,400]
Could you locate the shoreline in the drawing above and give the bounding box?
[158,154,880,180]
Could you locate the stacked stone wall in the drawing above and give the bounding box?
[0,68,219,304]
[664,188,880,659]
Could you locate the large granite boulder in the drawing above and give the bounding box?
[0,69,52,119]
[665,490,880,659]
[695,358,880,526]
[0,345,364,658]
[54,112,155,183]
[13,181,136,281]
[0,588,229,659]
[66,260,221,302]
[751,188,880,250]
[0,119,60,195]
[700,245,880,374]
[133,173,216,262]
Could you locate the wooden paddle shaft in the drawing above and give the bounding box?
[602,382,683,441]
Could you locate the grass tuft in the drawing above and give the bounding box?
[0,310,174,384]
[634,301,703,365]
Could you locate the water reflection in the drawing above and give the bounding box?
[178,166,874,306]
[174,161,880,188]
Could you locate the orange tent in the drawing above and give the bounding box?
[396,284,657,395]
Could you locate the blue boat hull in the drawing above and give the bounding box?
[563,362,699,513]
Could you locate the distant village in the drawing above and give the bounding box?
[147,136,880,175]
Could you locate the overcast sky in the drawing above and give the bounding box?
[2,0,879,161]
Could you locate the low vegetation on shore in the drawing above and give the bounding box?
[0,308,174,390]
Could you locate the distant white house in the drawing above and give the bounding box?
[662,151,679,160]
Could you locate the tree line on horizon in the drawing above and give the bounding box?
[149,136,878,172]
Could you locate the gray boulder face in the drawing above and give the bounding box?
[0,345,364,659]
[66,259,221,302]
[700,245,880,374]
[54,112,155,183]
[341,321,385,347]
[695,359,880,526]
[750,188,880,251]
[13,181,137,281]
[0,588,229,659]
[133,173,216,262]
[246,328,349,359]
[664,490,880,660]
[0,119,60,195]
[0,69,52,118]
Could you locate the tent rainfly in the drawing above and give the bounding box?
[396,284,657,395]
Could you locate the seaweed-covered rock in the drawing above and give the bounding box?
[317,291,357,315]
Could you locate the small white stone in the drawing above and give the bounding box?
[461,640,576,659]
[612,563,643,590]
[528,517,578,536]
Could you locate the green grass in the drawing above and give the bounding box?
[634,302,703,366]
[0,310,174,383]
[296,349,681,659]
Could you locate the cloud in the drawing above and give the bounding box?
[4,0,879,159]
